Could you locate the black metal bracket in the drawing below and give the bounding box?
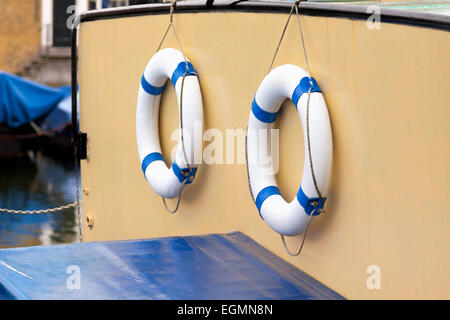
[77,132,87,160]
[71,27,87,161]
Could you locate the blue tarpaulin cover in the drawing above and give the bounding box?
[0,232,344,300]
[0,71,71,128]
[40,93,78,132]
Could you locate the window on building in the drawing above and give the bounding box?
[108,0,129,7]
[129,1,164,4]
[53,0,75,47]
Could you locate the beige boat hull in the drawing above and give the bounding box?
[78,5,450,299]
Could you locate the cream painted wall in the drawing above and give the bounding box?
[78,11,450,299]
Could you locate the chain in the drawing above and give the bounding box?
[73,129,83,242]
[0,202,79,215]
[158,0,193,214]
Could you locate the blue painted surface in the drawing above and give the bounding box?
[0,232,344,300]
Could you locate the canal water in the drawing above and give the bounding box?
[0,153,79,248]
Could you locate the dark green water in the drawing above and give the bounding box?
[0,153,79,248]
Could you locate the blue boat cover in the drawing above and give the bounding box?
[0,71,71,128]
[0,232,344,300]
[40,93,78,132]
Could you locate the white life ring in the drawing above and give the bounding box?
[246,64,332,236]
[136,48,203,199]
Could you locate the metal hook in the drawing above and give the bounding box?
[169,0,177,24]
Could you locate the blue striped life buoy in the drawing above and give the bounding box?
[136,48,203,199]
[246,64,333,236]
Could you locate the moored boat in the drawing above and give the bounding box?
[0,0,449,300]
[0,71,76,159]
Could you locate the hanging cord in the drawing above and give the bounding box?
[245,2,297,203]
[305,91,322,201]
[267,1,297,73]
[157,0,193,214]
[294,2,311,77]
[280,87,325,256]
[267,1,311,76]
[162,181,186,214]
[293,1,322,203]
[161,70,191,214]
[156,0,188,64]
[281,208,316,256]
[278,2,323,256]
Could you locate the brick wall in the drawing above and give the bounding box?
[0,0,41,73]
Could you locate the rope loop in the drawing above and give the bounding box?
[281,208,316,256]
[162,180,186,214]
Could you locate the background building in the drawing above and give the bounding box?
[0,0,42,75]
[0,0,130,86]
[41,1,130,51]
